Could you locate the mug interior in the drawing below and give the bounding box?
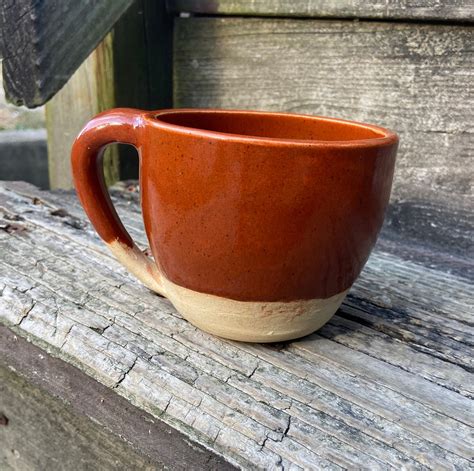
[154,109,389,143]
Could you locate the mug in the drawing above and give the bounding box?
[72,108,398,342]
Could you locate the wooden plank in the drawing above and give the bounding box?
[0,260,469,469]
[0,0,133,108]
[0,326,235,470]
[169,0,474,22]
[113,0,173,111]
[0,181,473,468]
[173,18,474,208]
[4,182,473,335]
[1,261,461,470]
[291,333,473,425]
[46,34,119,190]
[0,364,156,470]
[4,181,472,358]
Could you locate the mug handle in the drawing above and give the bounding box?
[71,108,165,296]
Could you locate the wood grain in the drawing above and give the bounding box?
[169,0,474,22]
[0,181,472,469]
[0,326,235,471]
[0,364,159,470]
[0,0,133,108]
[173,18,474,208]
[46,34,119,190]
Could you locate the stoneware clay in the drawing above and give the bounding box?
[71,109,398,342]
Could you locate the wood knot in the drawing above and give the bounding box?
[49,208,86,230]
[0,413,9,426]
[0,222,28,234]
[50,208,70,218]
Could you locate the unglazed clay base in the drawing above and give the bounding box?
[164,279,348,342]
[108,240,348,342]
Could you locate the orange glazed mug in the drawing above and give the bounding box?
[72,109,398,342]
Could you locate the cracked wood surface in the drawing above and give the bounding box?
[0,181,473,469]
[1,326,234,471]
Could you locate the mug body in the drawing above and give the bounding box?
[136,110,397,341]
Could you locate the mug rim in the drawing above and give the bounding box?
[145,108,398,149]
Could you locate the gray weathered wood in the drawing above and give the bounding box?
[0,0,133,107]
[0,130,48,189]
[0,181,472,469]
[169,0,474,22]
[0,326,235,471]
[0,365,155,470]
[173,18,474,208]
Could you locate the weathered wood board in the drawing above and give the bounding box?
[169,0,474,22]
[1,362,159,471]
[173,18,474,208]
[0,0,133,107]
[0,181,472,469]
[46,34,119,190]
[0,326,234,471]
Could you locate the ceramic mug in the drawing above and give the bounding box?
[72,108,398,342]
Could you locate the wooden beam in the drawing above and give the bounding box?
[0,0,133,108]
[45,0,174,189]
[169,0,474,22]
[46,34,118,189]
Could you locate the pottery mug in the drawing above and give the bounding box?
[72,108,398,342]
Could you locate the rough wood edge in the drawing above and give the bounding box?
[168,0,474,22]
[0,325,236,471]
[0,0,134,107]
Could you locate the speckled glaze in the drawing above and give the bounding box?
[72,108,398,342]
